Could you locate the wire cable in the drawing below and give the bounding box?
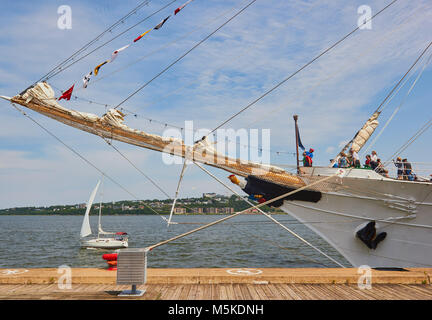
[31,0,152,86]
[205,0,399,138]
[45,0,179,82]
[114,0,258,109]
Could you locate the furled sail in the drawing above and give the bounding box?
[10,82,305,189]
[331,111,380,166]
[80,180,101,238]
[351,111,380,152]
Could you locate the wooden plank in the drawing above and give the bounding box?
[178,284,192,300]
[333,284,374,300]
[245,284,262,300]
[290,284,315,300]
[233,284,245,300]
[259,284,278,300]
[253,283,270,299]
[225,284,236,300]
[219,284,229,300]
[303,284,335,300]
[195,284,206,300]
[202,284,211,300]
[392,284,432,299]
[158,284,171,300]
[163,284,178,300]
[211,284,220,300]
[276,284,302,300]
[376,284,414,300]
[145,284,164,300]
[188,284,199,300]
[266,284,285,299]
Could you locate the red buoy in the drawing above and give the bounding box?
[102,253,118,261]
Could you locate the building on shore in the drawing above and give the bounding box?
[173,207,186,214]
[203,192,217,198]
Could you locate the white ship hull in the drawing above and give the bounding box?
[81,238,128,249]
[280,167,432,268]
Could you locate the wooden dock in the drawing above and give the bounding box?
[1,268,431,300]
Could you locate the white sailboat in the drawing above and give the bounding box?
[80,180,128,249]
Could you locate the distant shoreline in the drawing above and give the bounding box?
[0,212,286,216]
[0,195,287,216]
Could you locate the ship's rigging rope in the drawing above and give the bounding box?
[113,0,258,110]
[47,2,425,163]
[145,173,344,262]
[49,82,297,158]
[385,117,432,165]
[362,49,432,158]
[8,102,168,221]
[372,41,432,115]
[241,2,431,130]
[82,0,255,90]
[31,0,154,86]
[335,40,432,160]
[101,138,171,199]
[44,0,181,83]
[192,161,345,267]
[204,0,399,138]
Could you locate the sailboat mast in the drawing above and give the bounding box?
[97,175,104,238]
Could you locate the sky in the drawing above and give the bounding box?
[0,0,431,209]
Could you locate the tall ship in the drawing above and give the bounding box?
[1,0,431,268]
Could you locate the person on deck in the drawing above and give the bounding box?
[393,157,403,180]
[402,159,414,181]
[331,158,339,168]
[306,148,314,165]
[376,159,389,177]
[370,151,378,170]
[338,152,349,168]
[302,151,312,167]
[364,154,371,168]
[350,148,361,168]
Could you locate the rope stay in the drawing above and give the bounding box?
[84,0,254,91]
[31,0,153,86]
[9,102,168,222]
[146,171,344,265]
[167,158,189,226]
[45,0,180,82]
[102,137,172,199]
[384,117,432,165]
[239,3,432,130]
[192,161,345,267]
[362,49,432,158]
[114,0,258,109]
[205,0,400,138]
[336,40,432,161]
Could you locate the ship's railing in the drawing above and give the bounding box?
[273,162,432,182]
[382,161,432,182]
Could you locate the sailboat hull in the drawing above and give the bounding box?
[80,238,128,249]
[280,168,432,268]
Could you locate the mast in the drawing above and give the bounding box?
[293,115,300,174]
[97,175,104,238]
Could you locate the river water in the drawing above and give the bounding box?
[0,214,349,268]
